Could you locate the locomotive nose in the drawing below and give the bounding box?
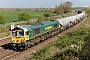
[12,37,25,43]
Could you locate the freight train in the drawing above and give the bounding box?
[10,12,85,51]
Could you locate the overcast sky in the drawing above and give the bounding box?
[0,0,90,8]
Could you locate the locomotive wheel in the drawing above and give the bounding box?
[21,42,28,51]
[12,44,18,51]
[27,41,32,48]
[13,43,28,51]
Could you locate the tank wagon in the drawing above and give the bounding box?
[57,12,85,32]
[57,17,70,31]
[75,12,85,22]
[11,20,60,50]
[10,12,85,51]
[67,16,77,26]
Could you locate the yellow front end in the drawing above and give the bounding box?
[10,26,30,50]
[12,36,25,44]
[11,30,29,44]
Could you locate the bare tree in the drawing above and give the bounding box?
[63,1,73,13]
[55,1,73,14]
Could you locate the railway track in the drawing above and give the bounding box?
[0,44,21,60]
[0,38,20,60]
[0,50,20,60]
[0,15,87,60]
[0,47,6,52]
[0,36,11,42]
[0,36,15,60]
[0,36,11,46]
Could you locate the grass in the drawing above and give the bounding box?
[0,26,11,38]
[0,10,44,23]
[0,10,70,23]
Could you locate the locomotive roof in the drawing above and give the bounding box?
[17,20,58,31]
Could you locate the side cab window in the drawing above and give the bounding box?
[26,31,29,35]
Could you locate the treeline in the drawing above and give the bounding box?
[0,1,74,24]
[15,1,73,14]
[0,1,87,24]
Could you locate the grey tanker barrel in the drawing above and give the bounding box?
[67,16,77,25]
[57,18,70,26]
[57,17,70,29]
[75,12,85,22]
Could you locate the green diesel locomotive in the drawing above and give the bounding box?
[11,20,60,50]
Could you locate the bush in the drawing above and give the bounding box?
[0,14,6,24]
[37,15,44,22]
[18,12,30,21]
[44,12,52,17]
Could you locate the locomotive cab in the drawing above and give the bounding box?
[11,26,29,50]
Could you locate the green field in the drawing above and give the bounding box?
[0,10,44,23]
